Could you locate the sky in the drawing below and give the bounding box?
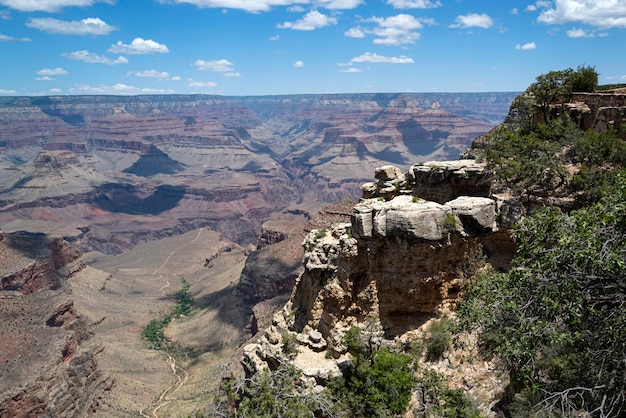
[0,0,624,96]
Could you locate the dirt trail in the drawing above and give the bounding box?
[140,229,204,417]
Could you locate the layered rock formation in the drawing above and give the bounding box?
[0,231,111,417]
[237,160,519,415]
[0,93,515,254]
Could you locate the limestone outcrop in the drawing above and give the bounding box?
[241,161,512,413]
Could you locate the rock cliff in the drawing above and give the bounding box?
[0,231,111,417]
[240,160,513,413]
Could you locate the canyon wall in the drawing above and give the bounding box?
[0,93,515,254]
[0,231,111,417]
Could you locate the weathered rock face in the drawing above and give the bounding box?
[243,160,507,347]
[240,161,511,413]
[0,231,111,418]
[0,93,514,254]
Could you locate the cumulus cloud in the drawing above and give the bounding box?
[188,79,218,87]
[0,33,31,41]
[35,76,54,81]
[69,83,174,95]
[346,14,433,45]
[225,72,241,77]
[156,0,304,13]
[535,0,626,28]
[366,14,429,45]
[567,27,594,37]
[129,70,172,79]
[293,60,304,68]
[0,88,17,94]
[277,10,337,30]
[37,67,68,76]
[0,0,114,12]
[386,0,440,9]
[350,52,414,64]
[108,38,169,54]
[515,42,537,50]
[316,0,363,9]
[26,17,116,35]
[344,27,364,37]
[194,59,235,73]
[450,13,493,29]
[62,50,128,65]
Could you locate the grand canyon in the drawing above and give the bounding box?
[0,92,518,416]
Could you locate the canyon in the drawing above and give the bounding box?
[0,92,517,416]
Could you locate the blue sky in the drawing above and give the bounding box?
[0,0,624,96]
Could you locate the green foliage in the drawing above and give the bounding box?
[219,363,337,418]
[142,277,193,350]
[415,369,481,418]
[526,66,598,122]
[569,64,598,93]
[457,176,626,415]
[314,228,328,239]
[424,317,452,362]
[331,348,414,417]
[281,332,299,356]
[441,212,458,233]
[343,326,364,353]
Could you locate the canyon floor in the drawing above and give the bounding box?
[71,228,249,417]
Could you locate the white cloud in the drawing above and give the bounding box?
[386,0,440,9]
[35,76,54,81]
[171,76,182,81]
[188,79,218,87]
[536,0,626,28]
[62,50,128,65]
[450,13,493,29]
[26,17,116,35]
[156,0,306,13]
[365,14,427,45]
[315,0,363,9]
[567,27,594,37]
[511,7,518,14]
[344,27,365,37]
[340,67,362,73]
[347,14,433,45]
[293,60,304,68]
[269,34,280,40]
[108,38,169,54]
[0,0,113,12]
[49,88,63,93]
[129,70,171,79]
[0,88,17,94]
[225,72,241,77]
[515,42,537,50]
[69,83,174,95]
[277,10,337,30]
[350,52,414,64]
[37,67,68,76]
[194,59,235,72]
[0,33,31,41]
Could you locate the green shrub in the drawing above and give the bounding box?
[281,332,298,356]
[343,326,364,353]
[457,176,626,415]
[424,317,452,362]
[331,348,413,417]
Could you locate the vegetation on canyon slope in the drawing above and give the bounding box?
[458,66,626,416]
[201,66,626,417]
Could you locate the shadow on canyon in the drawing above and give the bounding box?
[95,183,185,215]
